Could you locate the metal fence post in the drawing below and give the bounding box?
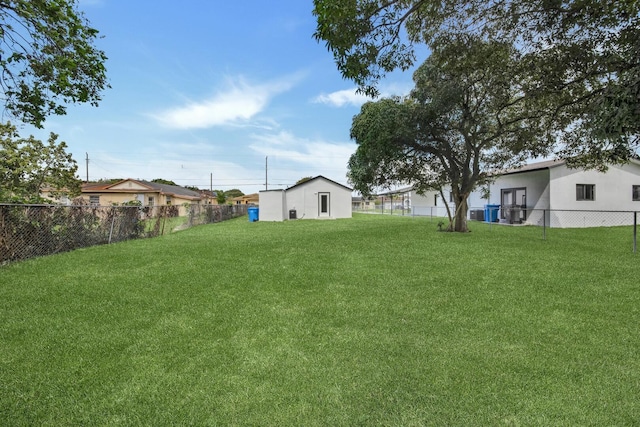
[489,207,492,231]
[108,210,116,244]
[634,211,637,253]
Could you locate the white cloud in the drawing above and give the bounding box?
[86,146,255,192]
[248,130,356,187]
[312,89,372,108]
[152,76,296,130]
[313,82,415,108]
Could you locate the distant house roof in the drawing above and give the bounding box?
[231,193,259,204]
[81,179,203,200]
[285,175,352,192]
[377,185,415,196]
[138,180,202,199]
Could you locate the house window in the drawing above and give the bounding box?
[89,195,100,206]
[633,185,640,201]
[576,184,595,201]
[449,192,454,202]
[148,196,154,206]
[434,194,438,206]
[166,196,172,205]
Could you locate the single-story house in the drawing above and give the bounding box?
[232,193,259,205]
[351,196,377,211]
[480,159,640,227]
[377,186,486,217]
[374,159,640,227]
[80,179,212,215]
[259,176,352,221]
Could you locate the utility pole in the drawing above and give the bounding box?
[265,156,268,190]
[85,152,89,182]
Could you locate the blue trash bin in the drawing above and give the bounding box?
[484,204,500,223]
[248,207,259,222]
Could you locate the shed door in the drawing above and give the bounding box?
[319,192,330,217]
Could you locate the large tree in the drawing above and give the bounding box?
[349,37,555,232]
[224,189,244,199]
[314,0,639,167]
[0,122,81,203]
[0,0,108,127]
[295,176,313,185]
[151,178,178,186]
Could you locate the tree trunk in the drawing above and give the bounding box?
[439,187,453,223]
[451,196,469,232]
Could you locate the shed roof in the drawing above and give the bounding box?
[285,175,352,192]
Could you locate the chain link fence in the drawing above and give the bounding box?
[358,204,639,252]
[0,203,248,265]
[466,206,638,229]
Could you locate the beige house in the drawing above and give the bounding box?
[232,193,259,205]
[80,179,212,215]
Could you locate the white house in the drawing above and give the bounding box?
[371,159,640,227]
[377,186,485,217]
[259,176,353,221]
[482,159,640,227]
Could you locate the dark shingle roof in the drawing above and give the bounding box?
[82,179,202,200]
[138,180,201,198]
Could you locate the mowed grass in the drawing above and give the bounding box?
[1,214,638,425]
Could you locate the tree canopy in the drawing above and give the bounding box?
[151,178,178,186]
[212,190,226,204]
[0,0,108,127]
[0,122,80,203]
[224,189,244,199]
[295,176,313,185]
[348,37,556,231]
[314,0,639,167]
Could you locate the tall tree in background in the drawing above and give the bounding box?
[0,0,108,127]
[295,176,313,185]
[349,37,556,232]
[214,190,227,205]
[224,189,244,199]
[0,122,81,203]
[314,0,639,168]
[151,178,178,186]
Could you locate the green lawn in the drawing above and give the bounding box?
[1,214,638,425]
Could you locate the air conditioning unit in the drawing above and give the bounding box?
[470,209,484,221]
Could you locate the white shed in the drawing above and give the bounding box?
[259,176,353,221]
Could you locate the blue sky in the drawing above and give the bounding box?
[25,0,417,194]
